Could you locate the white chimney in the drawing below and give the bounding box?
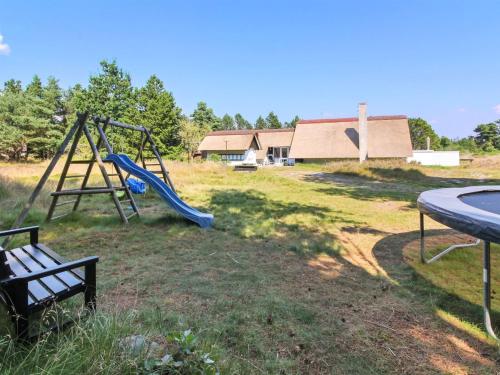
[358,102,368,163]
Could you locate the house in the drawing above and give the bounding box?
[198,128,295,164]
[197,104,413,164]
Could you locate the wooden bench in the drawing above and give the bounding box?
[0,226,98,340]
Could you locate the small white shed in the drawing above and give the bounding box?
[407,150,460,167]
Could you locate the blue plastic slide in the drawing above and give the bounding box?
[105,154,214,228]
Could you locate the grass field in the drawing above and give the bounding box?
[0,157,499,374]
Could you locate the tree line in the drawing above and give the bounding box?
[408,117,500,153]
[0,60,300,161]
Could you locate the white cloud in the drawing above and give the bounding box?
[457,107,466,113]
[493,104,500,114]
[0,34,11,55]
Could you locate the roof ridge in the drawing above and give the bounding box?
[297,115,407,125]
[207,128,295,136]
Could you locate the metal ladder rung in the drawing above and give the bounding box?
[66,174,87,179]
[145,163,160,166]
[55,199,77,207]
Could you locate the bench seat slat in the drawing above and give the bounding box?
[5,252,51,303]
[36,244,84,279]
[23,245,83,288]
[9,248,67,297]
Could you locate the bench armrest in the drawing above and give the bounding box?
[0,226,39,244]
[0,256,99,286]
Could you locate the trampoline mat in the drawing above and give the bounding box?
[459,191,500,216]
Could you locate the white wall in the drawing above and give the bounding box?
[407,150,460,167]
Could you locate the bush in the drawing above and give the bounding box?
[207,154,222,163]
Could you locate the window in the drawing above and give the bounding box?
[281,147,288,158]
[273,148,280,158]
[222,154,244,161]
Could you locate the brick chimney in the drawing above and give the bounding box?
[358,102,368,162]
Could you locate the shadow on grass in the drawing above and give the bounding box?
[208,189,362,257]
[372,228,500,339]
[302,169,500,205]
[332,166,500,186]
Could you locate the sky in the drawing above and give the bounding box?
[0,0,499,138]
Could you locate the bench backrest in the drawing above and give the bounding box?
[0,226,38,280]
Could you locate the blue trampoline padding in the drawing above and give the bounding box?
[105,154,213,228]
[127,178,146,194]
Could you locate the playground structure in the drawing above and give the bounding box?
[6,112,213,241]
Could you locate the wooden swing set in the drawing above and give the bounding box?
[0,113,177,339]
[8,112,175,233]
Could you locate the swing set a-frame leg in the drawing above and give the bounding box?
[71,118,111,213]
[82,124,129,223]
[2,113,89,247]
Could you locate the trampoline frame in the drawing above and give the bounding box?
[419,212,497,339]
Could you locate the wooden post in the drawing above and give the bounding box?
[85,263,97,311]
[47,114,88,221]
[10,282,29,340]
[95,124,140,217]
[82,124,128,223]
[72,117,111,212]
[143,128,176,192]
[3,113,88,247]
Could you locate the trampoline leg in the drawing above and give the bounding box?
[419,213,426,263]
[483,241,498,339]
[419,212,480,264]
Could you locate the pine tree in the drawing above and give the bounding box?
[221,114,235,130]
[135,75,183,158]
[191,102,221,131]
[255,116,266,129]
[43,77,64,115]
[285,115,300,128]
[66,83,88,116]
[26,75,43,98]
[234,113,252,129]
[86,60,136,121]
[3,79,22,94]
[0,92,26,160]
[266,111,282,129]
[86,60,137,152]
[42,76,66,155]
[0,90,53,159]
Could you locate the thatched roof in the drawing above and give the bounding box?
[198,128,294,155]
[289,116,412,159]
[255,130,294,159]
[197,115,412,159]
[198,133,257,151]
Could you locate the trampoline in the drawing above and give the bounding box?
[417,186,500,338]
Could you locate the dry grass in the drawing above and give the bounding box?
[0,156,499,374]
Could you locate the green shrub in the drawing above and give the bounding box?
[207,154,222,163]
[142,329,219,375]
